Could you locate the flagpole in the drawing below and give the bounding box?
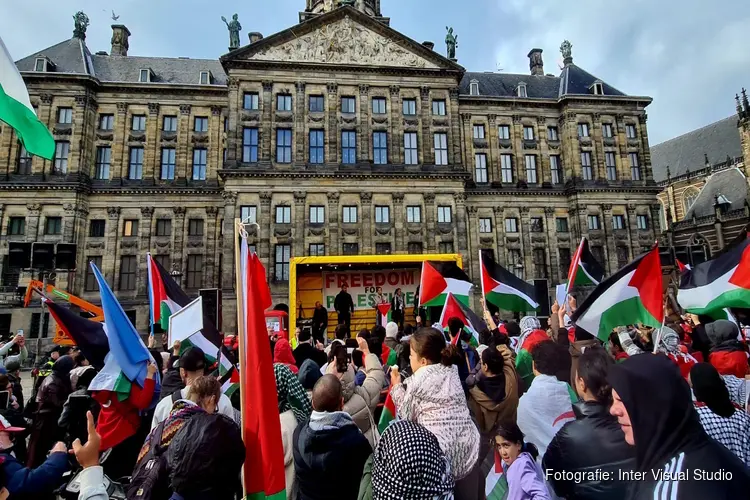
[232,218,248,491]
[479,249,486,311]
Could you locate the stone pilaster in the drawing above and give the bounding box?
[512,115,524,182]
[295,82,306,166]
[493,206,505,266]
[467,205,480,281]
[146,103,159,181]
[626,204,637,261]
[26,203,41,241]
[543,207,558,283]
[105,207,121,284]
[536,117,549,184]
[178,105,191,181]
[293,191,307,257]
[650,204,661,241]
[221,191,238,292]
[519,206,531,276]
[388,86,400,165]
[487,115,499,181]
[424,193,436,252]
[327,192,340,253]
[114,102,128,179]
[601,204,614,274]
[393,193,405,252]
[454,193,469,273]
[326,83,338,163]
[591,113,605,181]
[172,207,186,279]
[639,114,654,182]
[226,77,240,165]
[361,192,373,254]
[261,81,274,164]
[449,88,461,166]
[37,94,55,175]
[259,191,273,270]
[71,205,89,293]
[62,203,77,242]
[420,86,432,165]
[358,85,370,165]
[210,106,223,178]
[137,206,154,295]
[205,206,219,287]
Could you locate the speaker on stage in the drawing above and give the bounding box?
[7,243,31,269]
[199,288,222,331]
[533,279,551,317]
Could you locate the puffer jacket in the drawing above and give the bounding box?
[467,345,519,433]
[390,363,480,480]
[342,353,385,447]
[542,400,636,500]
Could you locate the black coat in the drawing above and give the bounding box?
[312,306,328,329]
[543,401,636,500]
[334,292,354,314]
[293,343,327,370]
[293,419,371,500]
[7,373,24,413]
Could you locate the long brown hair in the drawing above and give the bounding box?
[410,327,461,366]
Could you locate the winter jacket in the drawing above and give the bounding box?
[293,410,372,500]
[543,400,636,500]
[390,363,480,480]
[569,338,601,384]
[334,291,355,314]
[709,350,748,378]
[467,345,519,433]
[504,452,550,500]
[93,377,156,451]
[2,450,69,497]
[167,412,245,500]
[7,371,24,413]
[280,410,298,500]
[608,354,750,499]
[517,374,575,459]
[342,353,386,447]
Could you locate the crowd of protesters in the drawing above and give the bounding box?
[1,295,750,499]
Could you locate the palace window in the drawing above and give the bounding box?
[276,94,292,112]
[243,128,258,163]
[243,92,259,110]
[434,133,448,165]
[432,100,446,116]
[626,124,637,139]
[343,206,358,223]
[578,123,589,138]
[556,218,569,233]
[530,217,543,233]
[588,215,601,230]
[373,132,388,165]
[274,245,291,281]
[275,206,291,224]
[95,146,111,180]
[123,219,138,237]
[192,148,207,181]
[602,123,614,138]
[276,129,292,163]
[119,256,137,291]
[309,129,324,164]
[163,116,177,132]
[501,155,513,183]
[45,217,62,235]
[479,218,492,233]
[407,206,422,223]
[342,130,357,164]
[372,97,386,114]
[475,154,488,183]
[547,126,559,141]
[473,125,485,139]
[343,243,359,255]
[402,98,416,116]
[99,114,114,130]
[630,153,641,180]
[186,255,203,289]
[550,155,562,184]
[613,215,625,230]
[53,141,69,174]
[17,145,32,175]
[309,206,325,225]
[375,206,390,224]
[131,115,146,131]
[525,155,537,184]
[605,152,617,181]
[194,117,208,133]
[128,147,144,180]
[8,217,25,236]
[498,125,510,140]
[523,126,534,141]
[637,215,649,230]
[240,206,257,224]
[581,152,593,180]
[309,244,325,256]
[309,95,324,112]
[438,206,452,224]
[57,107,72,124]
[505,218,518,233]
[161,148,176,180]
[188,219,204,237]
[155,219,171,237]
[404,133,418,165]
[341,96,356,114]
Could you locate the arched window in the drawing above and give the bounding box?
[687,233,710,266]
[682,187,700,214]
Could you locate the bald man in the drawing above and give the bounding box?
[293,375,371,500]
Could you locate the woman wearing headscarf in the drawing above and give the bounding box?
[389,327,479,481]
[358,420,454,500]
[275,363,312,499]
[514,316,550,393]
[274,338,299,375]
[656,325,697,379]
[704,320,748,378]
[689,363,750,466]
[27,354,74,467]
[609,354,750,499]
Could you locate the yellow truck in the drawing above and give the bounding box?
[289,253,462,337]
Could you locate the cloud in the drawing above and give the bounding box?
[2,0,748,144]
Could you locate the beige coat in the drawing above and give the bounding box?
[342,353,385,447]
[279,410,298,500]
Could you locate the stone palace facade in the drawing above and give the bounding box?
[0,1,659,337]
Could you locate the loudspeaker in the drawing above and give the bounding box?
[31,243,55,270]
[533,279,551,317]
[7,243,31,269]
[55,244,77,270]
[199,288,222,331]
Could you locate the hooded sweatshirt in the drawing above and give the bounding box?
[705,320,748,378]
[467,345,519,434]
[608,354,750,499]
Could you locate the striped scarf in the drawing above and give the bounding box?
[136,400,206,464]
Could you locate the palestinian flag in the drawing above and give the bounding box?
[485,452,509,500]
[378,391,396,435]
[439,292,485,346]
[676,258,691,273]
[572,246,663,341]
[678,236,750,315]
[147,253,224,363]
[566,238,606,291]
[0,36,54,160]
[219,351,240,398]
[44,299,108,370]
[418,261,472,307]
[480,252,538,312]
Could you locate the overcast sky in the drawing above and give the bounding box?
[2,0,749,144]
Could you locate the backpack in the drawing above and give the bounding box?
[127,421,171,500]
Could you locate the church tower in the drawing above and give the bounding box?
[300,0,389,24]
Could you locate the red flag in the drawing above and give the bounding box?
[238,238,285,499]
[676,258,691,272]
[438,293,464,345]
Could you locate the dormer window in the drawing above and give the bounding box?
[470,79,480,96]
[517,82,528,98]
[34,58,47,72]
[199,71,212,85]
[139,69,153,83]
[591,81,604,95]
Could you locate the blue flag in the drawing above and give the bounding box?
[91,262,150,386]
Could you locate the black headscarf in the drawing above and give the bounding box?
[690,363,735,418]
[52,355,75,377]
[705,320,744,353]
[608,354,705,472]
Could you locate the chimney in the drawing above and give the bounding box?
[527,48,543,76]
[249,32,264,44]
[422,41,435,51]
[110,25,130,57]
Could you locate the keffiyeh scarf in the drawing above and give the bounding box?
[372,420,454,499]
[274,363,312,423]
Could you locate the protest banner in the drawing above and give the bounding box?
[323,269,418,311]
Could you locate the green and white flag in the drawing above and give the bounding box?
[0,36,54,159]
